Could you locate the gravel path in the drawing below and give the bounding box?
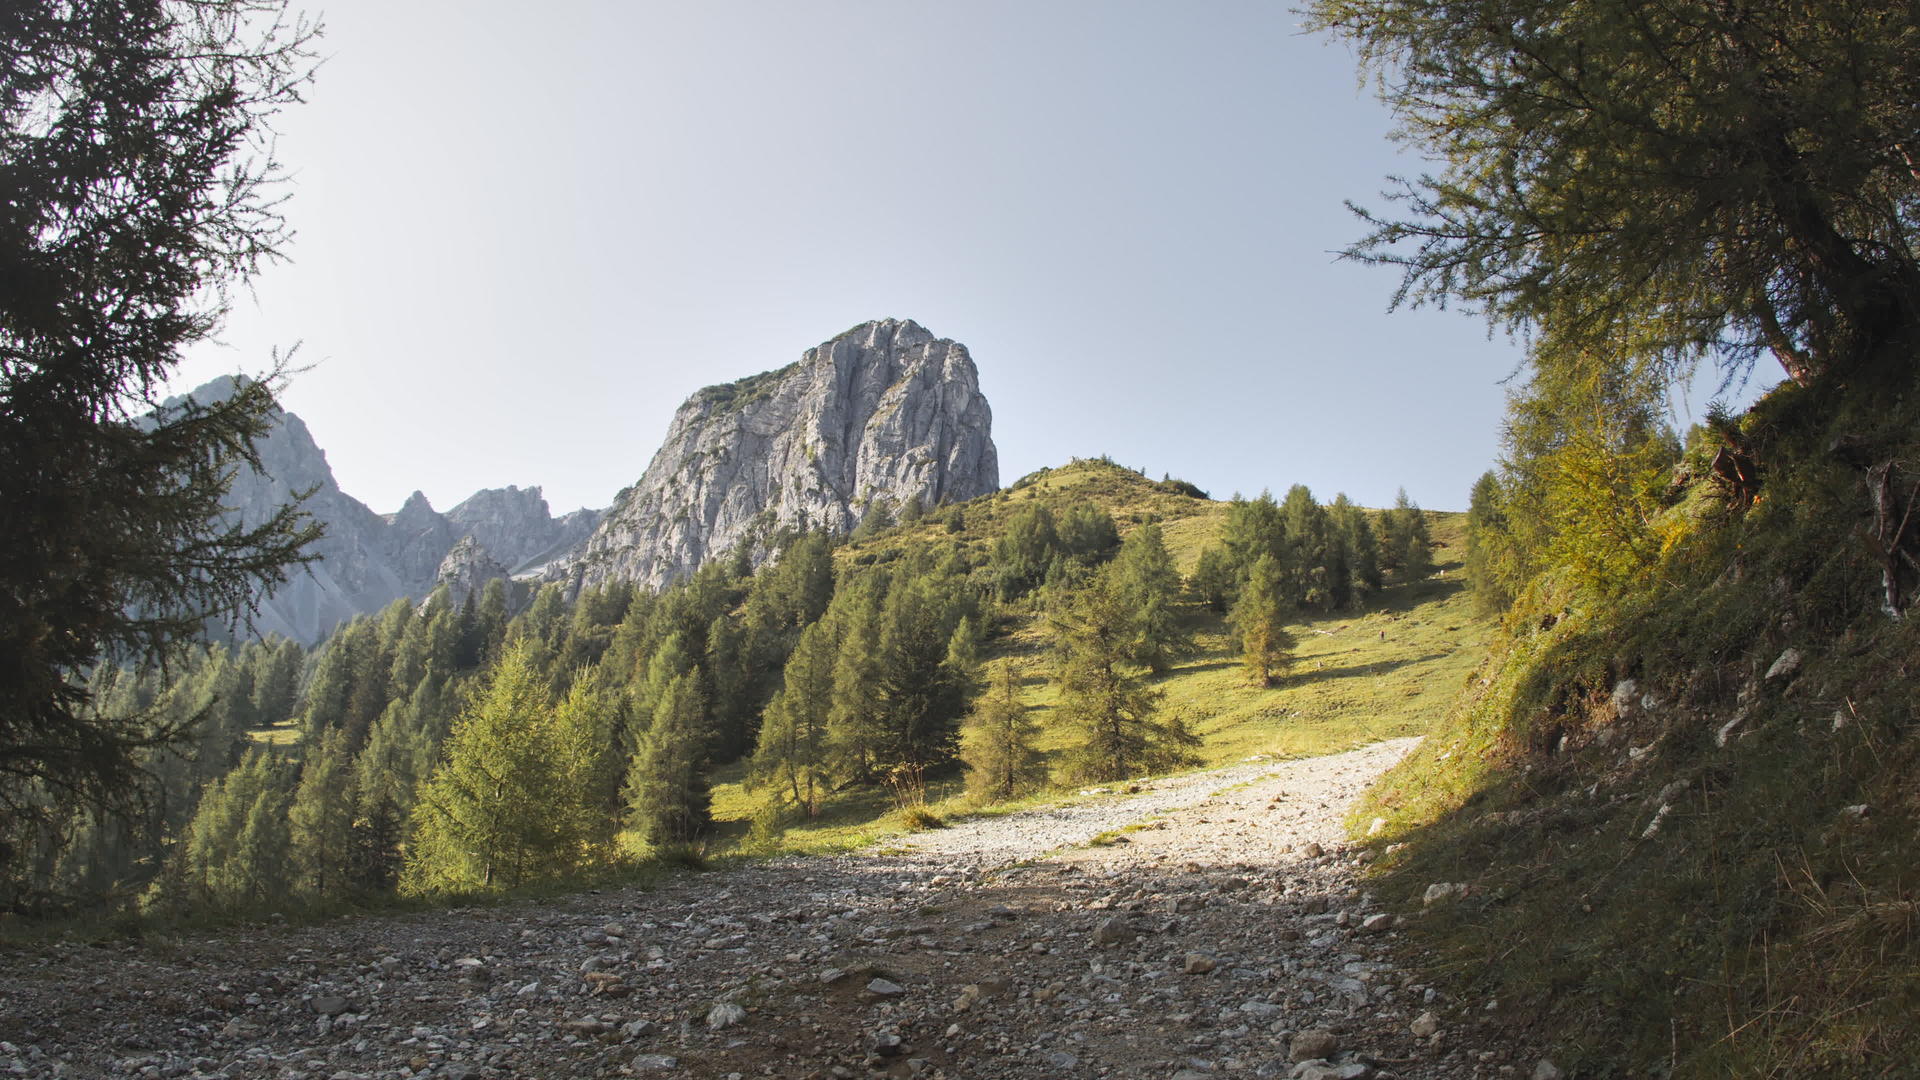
[0,739,1552,1080]
[876,742,1419,869]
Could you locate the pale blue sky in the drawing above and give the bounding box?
[177,0,1539,515]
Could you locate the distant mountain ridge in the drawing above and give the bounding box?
[174,377,601,643]
[184,318,999,640]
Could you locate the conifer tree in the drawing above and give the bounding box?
[1220,492,1286,578]
[288,729,356,895]
[550,665,622,860]
[249,637,304,728]
[1052,571,1197,783]
[346,787,403,893]
[1281,485,1344,610]
[0,0,322,900]
[1384,489,1435,583]
[401,646,574,893]
[1057,504,1121,564]
[871,571,967,804]
[752,619,837,818]
[825,576,888,780]
[1329,494,1384,602]
[1108,523,1192,673]
[1189,545,1238,613]
[1464,471,1517,615]
[943,615,984,696]
[961,661,1046,802]
[704,613,753,761]
[175,749,297,907]
[992,503,1060,599]
[1231,554,1297,687]
[625,672,712,850]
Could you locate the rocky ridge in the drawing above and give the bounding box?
[0,741,1554,1080]
[575,318,998,590]
[174,378,600,642]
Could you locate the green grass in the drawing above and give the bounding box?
[247,719,302,746]
[709,463,1489,858]
[1341,372,1920,1076]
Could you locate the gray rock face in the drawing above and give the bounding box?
[431,536,512,611]
[447,485,601,574]
[387,491,458,588]
[170,377,599,642]
[577,318,998,589]
[199,380,413,644]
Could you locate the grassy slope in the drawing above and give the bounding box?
[1347,377,1920,1077]
[707,459,1488,856]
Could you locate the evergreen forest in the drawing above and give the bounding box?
[9,461,1449,918]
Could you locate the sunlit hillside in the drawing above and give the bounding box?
[707,458,1486,855]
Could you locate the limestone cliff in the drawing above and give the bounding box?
[446,485,602,574]
[430,535,512,611]
[576,318,998,589]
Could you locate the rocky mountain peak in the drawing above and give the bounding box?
[576,318,998,589]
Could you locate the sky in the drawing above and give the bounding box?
[171,0,1543,516]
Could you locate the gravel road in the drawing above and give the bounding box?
[1,738,1553,1080]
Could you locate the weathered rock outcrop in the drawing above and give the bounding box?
[576,318,998,589]
[446,485,602,574]
[431,536,512,611]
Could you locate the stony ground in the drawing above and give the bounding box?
[0,740,1557,1080]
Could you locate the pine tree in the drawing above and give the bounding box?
[625,672,712,850]
[961,661,1046,802]
[1231,555,1298,687]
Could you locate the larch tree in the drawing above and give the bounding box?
[1189,545,1239,613]
[1107,523,1192,673]
[402,646,573,894]
[288,728,356,896]
[961,661,1046,802]
[625,672,712,851]
[172,748,297,907]
[1051,569,1197,783]
[751,619,837,818]
[1305,0,1920,395]
[1231,554,1297,687]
